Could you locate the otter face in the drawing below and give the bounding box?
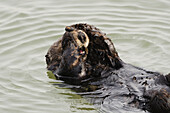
[46,24,122,84]
[56,28,89,82]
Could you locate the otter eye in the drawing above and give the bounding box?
[79,46,86,55]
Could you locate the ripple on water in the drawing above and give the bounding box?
[0,0,170,113]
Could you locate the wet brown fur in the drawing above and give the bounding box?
[45,23,170,113]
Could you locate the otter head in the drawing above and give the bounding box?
[56,27,89,83]
[46,24,123,84]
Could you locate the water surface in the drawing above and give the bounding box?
[0,0,170,113]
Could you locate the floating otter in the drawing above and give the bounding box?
[45,23,170,113]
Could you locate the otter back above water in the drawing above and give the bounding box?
[46,23,170,113]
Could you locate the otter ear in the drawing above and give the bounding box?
[104,37,123,69]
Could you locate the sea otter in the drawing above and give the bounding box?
[45,23,170,113]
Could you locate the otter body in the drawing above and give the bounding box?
[45,23,170,113]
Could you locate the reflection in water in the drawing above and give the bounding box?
[0,0,170,113]
[47,71,98,112]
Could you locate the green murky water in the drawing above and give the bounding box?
[0,0,170,113]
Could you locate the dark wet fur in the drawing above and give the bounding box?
[46,23,170,113]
